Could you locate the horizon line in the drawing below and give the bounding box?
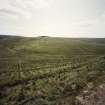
[0,34,105,38]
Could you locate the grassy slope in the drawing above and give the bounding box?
[0,36,105,105]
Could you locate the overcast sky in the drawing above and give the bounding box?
[0,0,105,37]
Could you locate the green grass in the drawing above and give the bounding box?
[0,36,105,105]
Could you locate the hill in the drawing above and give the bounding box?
[0,35,105,105]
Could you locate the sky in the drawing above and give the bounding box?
[0,0,105,37]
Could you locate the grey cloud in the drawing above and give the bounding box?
[0,9,22,19]
[0,9,19,15]
[0,0,31,19]
[0,0,54,19]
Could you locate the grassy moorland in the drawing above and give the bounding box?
[0,35,105,105]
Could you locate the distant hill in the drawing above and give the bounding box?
[0,35,105,56]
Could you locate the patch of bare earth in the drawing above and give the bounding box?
[76,84,105,105]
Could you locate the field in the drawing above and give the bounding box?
[0,35,105,105]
